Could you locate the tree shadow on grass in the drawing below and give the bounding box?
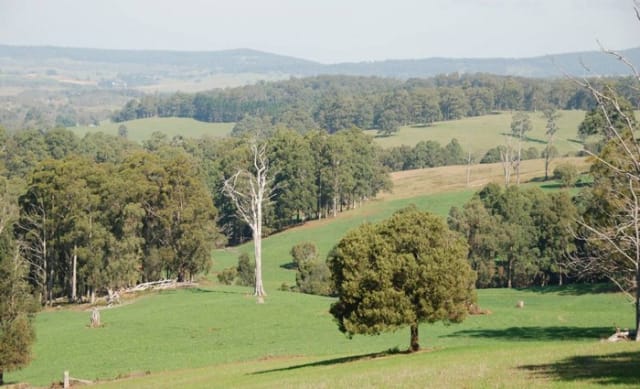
[520,350,640,386]
[447,326,612,341]
[525,283,619,296]
[184,288,245,295]
[499,133,547,145]
[280,262,297,270]
[250,348,404,375]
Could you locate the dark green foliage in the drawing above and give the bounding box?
[577,90,636,141]
[480,146,506,164]
[110,74,635,135]
[296,260,332,296]
[236,253,255,287]
[0,230,38,384]
[449,184,578,288]
[329,206,476,351]
[380,138,469,171]
[14,145,222,302]
[269,129,316,229]
[290,242,332,296]
[553,163,579,187]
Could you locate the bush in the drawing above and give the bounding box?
[217,267,237,285]
[553,163,579,187]
[290,242,319,268]
[289,242,332,296]
[236,253,255,286]
[480,146,505,164]
[296,260,332,296]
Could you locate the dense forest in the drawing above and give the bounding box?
[112,74,639,136]
[0,124,389,304]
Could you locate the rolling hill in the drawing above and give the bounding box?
[1,44,638,79]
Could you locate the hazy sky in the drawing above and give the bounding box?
[0,0,637,63]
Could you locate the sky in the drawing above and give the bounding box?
[0,0,637,64]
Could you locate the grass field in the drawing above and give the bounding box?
[368,110,586,159]
[9,156,633,388]
[71,118,234,143]
[380,157,591,201]
[9,284,636,388]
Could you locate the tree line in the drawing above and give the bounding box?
[0,124,390,304]
[111,74,639,135]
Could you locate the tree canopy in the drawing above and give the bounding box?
[328,206,476,351]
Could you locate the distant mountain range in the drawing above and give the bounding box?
[1,44,638,78]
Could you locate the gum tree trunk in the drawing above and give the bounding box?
[254,206,266,302]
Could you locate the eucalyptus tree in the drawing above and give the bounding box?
[543,108,561,180]
[510,112,533,185]
[268,129,316,228]
[223,140,272,301]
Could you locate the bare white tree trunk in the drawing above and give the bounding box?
[223,141,271,303]
[71,247,77,302]
[499,136,513,187]
[254,195,266,300]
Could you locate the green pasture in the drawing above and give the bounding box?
[9,284,636,388]
[212,190,474,291]
[9,185,640,388]
[70,118,234,143]
[369,110,586,159]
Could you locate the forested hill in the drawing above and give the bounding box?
[326,48,640,78]
[0,45,320,74]
[1,44,638,78]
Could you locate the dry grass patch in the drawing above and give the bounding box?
[379,157,590,201]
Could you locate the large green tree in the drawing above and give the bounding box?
[328,206,476,352]
[0,184,37,385]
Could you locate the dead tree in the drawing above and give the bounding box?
[223,141,272,302]
[499,136,515,187]
[571,13,640,341]
[511,112,532,185]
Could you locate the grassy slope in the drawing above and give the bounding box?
[368,110,586,158]
[9,118,626,387]
[11,164,637,387]
[11,286,636,388]
[71,118,234,143]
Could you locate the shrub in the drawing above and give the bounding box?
[289,242,332,296]
[217,267,237,285]
[296,260,332,296]
[290,242,319,268]
[553,163,579,187]
[236,253,255,287]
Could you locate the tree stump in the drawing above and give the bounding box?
[90,308,101,328]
